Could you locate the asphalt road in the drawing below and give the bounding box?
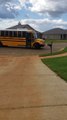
[0,43,67,56]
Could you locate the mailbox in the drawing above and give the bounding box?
[48,43,52,47]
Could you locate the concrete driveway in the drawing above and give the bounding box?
[0,55,67,120]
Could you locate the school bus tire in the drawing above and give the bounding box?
[33,43,41,49]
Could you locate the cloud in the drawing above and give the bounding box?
[0,0,67,19]
[0,18,67,32]
[0,0,67,31]
[0,19,18,29]
[19,0,67,17]
[21,18,67,31]
[0,0,21,19]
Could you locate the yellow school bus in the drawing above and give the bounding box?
[0,29,45,49]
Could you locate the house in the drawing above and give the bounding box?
[43,28,67,40]
[7,22,42,38]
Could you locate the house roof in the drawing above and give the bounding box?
[43,28,67,34]
[7,22,40,33]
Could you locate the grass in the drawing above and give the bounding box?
[42,56,67,82]
[40,47,67,57]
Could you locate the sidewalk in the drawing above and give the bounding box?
[40,52,67,59]
[0,56,67,120]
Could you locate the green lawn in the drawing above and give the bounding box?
[42,56,67,82]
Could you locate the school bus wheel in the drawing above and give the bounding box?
[33,43,41,49]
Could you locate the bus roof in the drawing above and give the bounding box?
[0,28,34,32]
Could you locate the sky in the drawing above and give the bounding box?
[0,0,67,32]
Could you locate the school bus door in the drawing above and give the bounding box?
[26,32,32,48]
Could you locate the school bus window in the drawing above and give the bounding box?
[26,32,31,39]
[18,31,21,37]
[31,33,35,42]
[31,33,34,38]
[14,31,17,37]
[5,31,8,37]
[28,33,31,39]
[21,32,23,37]
[9,31,12,37]
[5,31,12,37]
[23,32,26,37]
[1,31,4,36]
